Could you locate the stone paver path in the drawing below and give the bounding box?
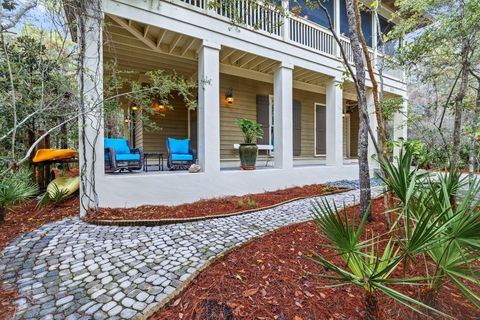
[0,187,382,320]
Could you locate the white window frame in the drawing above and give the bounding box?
[314,102,326,157]
[268,95,274,146]
[343,113,351,159]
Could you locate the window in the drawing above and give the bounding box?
[314,103,326,156]
[269,95,274,146]
[289,0,334,29]
[339,0,373,47]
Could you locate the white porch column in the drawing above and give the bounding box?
[281,0,290,41]
[334,0,341,56]
[366,89,378,166]
[198,40,221,173]
[393,96,408,158]
[326,77,343,166]
[79,10,104,216]
[273,62,294,169]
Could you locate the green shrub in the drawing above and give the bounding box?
[237,199,245,208]
[247,198,257,208]
[0,169,38,220]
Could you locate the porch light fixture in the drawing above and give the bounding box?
[124,118,130,123]
[152,100,167,112]
[225,88,234,105]
[131,105,140,111]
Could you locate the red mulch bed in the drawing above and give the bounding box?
[151,198,480,320]
[85,185,347,221]
[0,196,79,319]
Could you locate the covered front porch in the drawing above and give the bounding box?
[103,15,362,174]
[77,11,408,209]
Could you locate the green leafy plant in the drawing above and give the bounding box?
[247,198,257,209]
[323,185,337,193]
[0,169,38,224]
[237,199,245,208]
[237,118,264,144]
[38,184,71,207]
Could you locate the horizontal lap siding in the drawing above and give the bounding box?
[220,74,272,159]
[220,74,326,159]
[141,95,189,154]
[138,73,328,160]
[293,88,326,158]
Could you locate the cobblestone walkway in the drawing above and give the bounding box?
[0,187,382,320]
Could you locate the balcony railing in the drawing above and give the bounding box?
[176,0,404,81]
[289,16,335,56]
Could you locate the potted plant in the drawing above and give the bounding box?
[237,118,264,170]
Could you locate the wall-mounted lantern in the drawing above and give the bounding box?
[225,88,234,106]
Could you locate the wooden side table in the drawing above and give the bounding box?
[143,152,164,172]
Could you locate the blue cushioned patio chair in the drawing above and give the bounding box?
[104,138,143,173]
[166,138,196,170]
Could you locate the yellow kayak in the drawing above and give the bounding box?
[32,149,78,163]
[47,176,80,197]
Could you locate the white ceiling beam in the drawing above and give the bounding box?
[143,25,150,38]
[156,29,167,48]
[238,55,258,68]
[180,38,196,56]
[169,34,183,54]
[220,48,236,62]
[109,15,159,52]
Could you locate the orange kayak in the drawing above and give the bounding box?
[32,149,78,163]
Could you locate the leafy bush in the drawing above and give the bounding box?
[0,169,37,212]
[247,198,257,209]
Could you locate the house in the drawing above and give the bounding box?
[78,0,408,212]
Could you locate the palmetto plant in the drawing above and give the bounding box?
[378,145,480,309]
[38,184,71,207]
[0,169,38,224]
[311,200,447,319]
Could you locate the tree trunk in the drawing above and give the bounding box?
[469,75,480,173]
[450,23,470,172]
[345,0,371,218]
[353,0,388,162]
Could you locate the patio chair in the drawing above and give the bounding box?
[104,138,143,173]
[166,137,196,170]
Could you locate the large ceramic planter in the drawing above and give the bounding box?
[239,143,258,170]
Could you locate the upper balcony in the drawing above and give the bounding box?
[171,0,404,82]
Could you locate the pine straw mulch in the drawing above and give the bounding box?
[151,198,480,320]
[0,196,79,319]
[85,184,348,222]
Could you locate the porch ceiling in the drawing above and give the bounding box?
[104,15,336,95]
[104,14,200,77]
